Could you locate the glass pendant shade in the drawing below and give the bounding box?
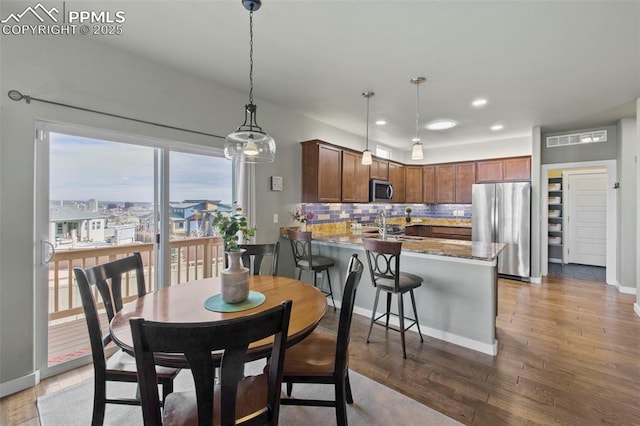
[224,3,275,164]
[224,102,276,163]
[411,141,424,160]
[362,150,372,165]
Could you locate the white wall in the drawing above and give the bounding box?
[618,118,637,292]
[401,135,532,165]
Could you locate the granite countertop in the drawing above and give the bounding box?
[312,231,505,262]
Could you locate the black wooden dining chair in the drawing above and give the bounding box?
[74,253,180,426]
[363,238,424,358]
[238,241,280,275]
[288,229,337,310]
[276,254,364,426]
[130,300,292,426]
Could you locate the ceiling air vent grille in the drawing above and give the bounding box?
[546,130,607,148]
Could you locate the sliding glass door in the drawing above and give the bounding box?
[34,122,232,378]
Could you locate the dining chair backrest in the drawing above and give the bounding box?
[362,238,403,293]
[130,300,292,426]
[335,254,364,374]
[238,242,280,275]
[287,230,313,270]
[74,252,147,369]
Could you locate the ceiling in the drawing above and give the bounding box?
[8,1,640,152]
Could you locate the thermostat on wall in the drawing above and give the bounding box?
[271,176,283,191]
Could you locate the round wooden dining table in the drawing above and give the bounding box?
[109,275,328,368]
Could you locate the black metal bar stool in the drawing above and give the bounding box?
[363,238,424,358]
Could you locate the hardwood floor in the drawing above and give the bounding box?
[3,275,640,425]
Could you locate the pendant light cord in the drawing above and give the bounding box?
[415,82,420,142]
[365,95,370,150]
[248,11,254,105]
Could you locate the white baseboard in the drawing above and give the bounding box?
[352,306,497,356]
[0,371,38,398]
[549,258,563,264]
[529,276,542,284]
[634,303,640,318]
[615,281,636,295]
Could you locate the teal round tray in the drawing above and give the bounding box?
[204,290,266,313]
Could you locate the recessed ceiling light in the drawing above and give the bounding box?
[426,119,457,130]
[491,124,504,131]
[472,98,488,107]
[375,120,386,125]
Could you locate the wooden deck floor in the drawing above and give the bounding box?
[47,314,106,366]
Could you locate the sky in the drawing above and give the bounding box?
[49,132,233,204]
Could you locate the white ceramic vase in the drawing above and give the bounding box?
[221,249,250,303]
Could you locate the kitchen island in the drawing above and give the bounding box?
[309,231,504,355]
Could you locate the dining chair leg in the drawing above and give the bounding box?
[297,268,302,280]
[385,292,392,329]
[286,381,293,397]
[92,378,106,426]
[345,372,354,404]
[335,378,348,426]
[398,293,407,359]
[367,288,381,343]
[325,269,336,311]
[409,289,424,342]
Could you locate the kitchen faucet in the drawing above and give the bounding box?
[379,209,387,240]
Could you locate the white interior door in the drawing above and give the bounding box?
[565,171,607,266]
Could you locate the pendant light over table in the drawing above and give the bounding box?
[224,0,276,163]
[361,91,374,165]
[410,77,426,160]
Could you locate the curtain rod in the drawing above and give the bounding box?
[7,89,225,140]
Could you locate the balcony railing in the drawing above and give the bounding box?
[48,236,224,322]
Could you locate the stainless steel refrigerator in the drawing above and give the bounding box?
[472,182,531,280]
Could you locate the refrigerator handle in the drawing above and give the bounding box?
[491,196,497,242]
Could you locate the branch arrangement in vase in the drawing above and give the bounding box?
[211,206,256,252]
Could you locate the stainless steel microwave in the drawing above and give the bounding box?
[369,179,393,202]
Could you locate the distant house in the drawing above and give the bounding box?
[49,205,109,246]
[166,200,229,237]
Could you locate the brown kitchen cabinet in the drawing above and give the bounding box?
[388,161,405,203]
[435,164,455,203]
[503,156,531,181]
[423,165,435,204]
[342,150,370,203]
[301,140,342,203]
[455,162,475,203]
[435,162,475,204]
[476,156,531,182]
[404,166,423,203]
[405,224,431,237]
[431,226,472,240]
[370,158,389,181]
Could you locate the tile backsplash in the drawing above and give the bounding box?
[299,203,471,225]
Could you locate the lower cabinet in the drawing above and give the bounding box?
[405,225,471,240]
[431,226,472,241]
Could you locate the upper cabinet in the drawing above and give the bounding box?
[405,166,423,203]
[301,140,342,203]
[435,162,475,204]
[455,162,476,203]
[422,166,435,204]
[388,162,405,203]
[301,140,531,204]
[476,156,531,183]
[370,158,389,181]
[342,150,370,203]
